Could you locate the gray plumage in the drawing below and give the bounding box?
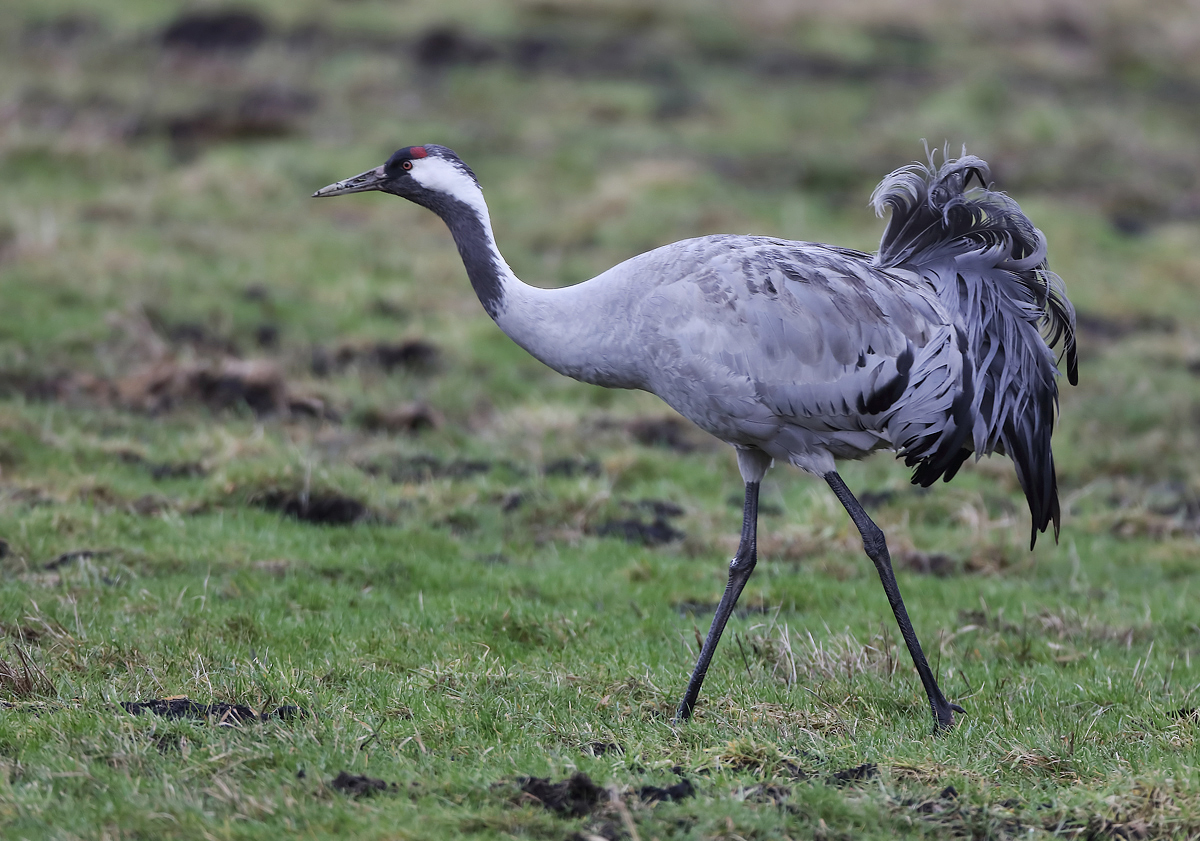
[315,145,1077,732]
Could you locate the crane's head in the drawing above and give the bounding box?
[313,145,484,217]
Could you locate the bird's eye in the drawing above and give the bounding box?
[401,160,413,171]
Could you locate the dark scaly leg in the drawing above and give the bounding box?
[824,471,965,732]
[676,480,760,721]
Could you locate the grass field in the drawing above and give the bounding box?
[3,1,1200,838]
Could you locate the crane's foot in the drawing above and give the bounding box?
[933,700,967,733]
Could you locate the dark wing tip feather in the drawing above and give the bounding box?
[872,147,1076,544]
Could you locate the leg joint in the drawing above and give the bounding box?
[729,550,757,576]
[861,522,887,558]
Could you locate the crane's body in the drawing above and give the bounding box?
[315,145,1077,731]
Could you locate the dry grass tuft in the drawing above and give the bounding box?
[0,644,55,699]
[749,624,902,687]
[1036,607,1146,648]
[1001,743,1077,782]
[706,738,810,779]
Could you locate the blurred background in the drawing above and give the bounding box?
[3,0,1200,546]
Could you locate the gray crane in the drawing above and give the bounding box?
[314,144,1077,731]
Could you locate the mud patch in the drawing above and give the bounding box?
[745,783,793,804]
[627,416,698,453]
[142,88,318,153]
[356,403,443,434]
[140,309,241,356]
[160,9,269,53]
[118,451,207,481]
[120,698,304,725]
[592,499,686,546]
[859,489,897,510]
[115,357,329,418]
[361,454,496,483]
[44,549,114,571]
[1075,311,1174,343]
[592,516,684,546]
[254,490,370,526]
[518,772,604,817]
[543,458,602,478]
[583,741,623,757]
[330,771,398,797]
[829,763,877,786]
[896,550,959,577]
[413,26,499,69]
[637,778,695,803]
[311,340,441,376]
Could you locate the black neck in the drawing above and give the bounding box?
[431,195,506,320]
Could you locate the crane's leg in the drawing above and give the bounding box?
[676,479,760,721]
[824,471,965,732]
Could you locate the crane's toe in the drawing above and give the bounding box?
[933,700,966,733]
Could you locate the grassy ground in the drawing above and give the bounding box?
[3,1,1200,838]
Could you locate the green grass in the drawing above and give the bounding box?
[3,1,1200,838]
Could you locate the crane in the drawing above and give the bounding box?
[314,144,1077,731]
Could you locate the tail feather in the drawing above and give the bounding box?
[871,149,1077,546]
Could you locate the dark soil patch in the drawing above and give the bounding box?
[161,10,269,52]
[631,499,685,518]
[115,357,329,419]
[543,458,602,478]
[119,698,302,725]
[0,370,108,404]
[745,783,793,804]
[118,451,207,481]
[142,309,241,356]
[254,324,279,349]
[592,516,684,546]
[519,772,604,818]
[361,454,495,483]
[592,497,686,546]
[859,489,897,510]
[44,549,114,571]
[149,461,207,481]
[583,741,622,757]
[254,491,370,526]
[356,403,443,434]
[413,26,500,69]
[0,539,8,560]
[897,550,959,577]
[627,416,697,453]
[146,88,318,152]
[829,763,878,786]
[637,778,695,803]
[330,771,397,797]
[1075,311,1174,342]
[0,624,40,644]
[407,22,909,86]
[311,340,440,376]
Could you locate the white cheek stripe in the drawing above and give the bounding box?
[409,155,517,291]
[409,157,490,222]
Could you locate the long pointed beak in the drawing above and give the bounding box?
[312,165,387,198]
